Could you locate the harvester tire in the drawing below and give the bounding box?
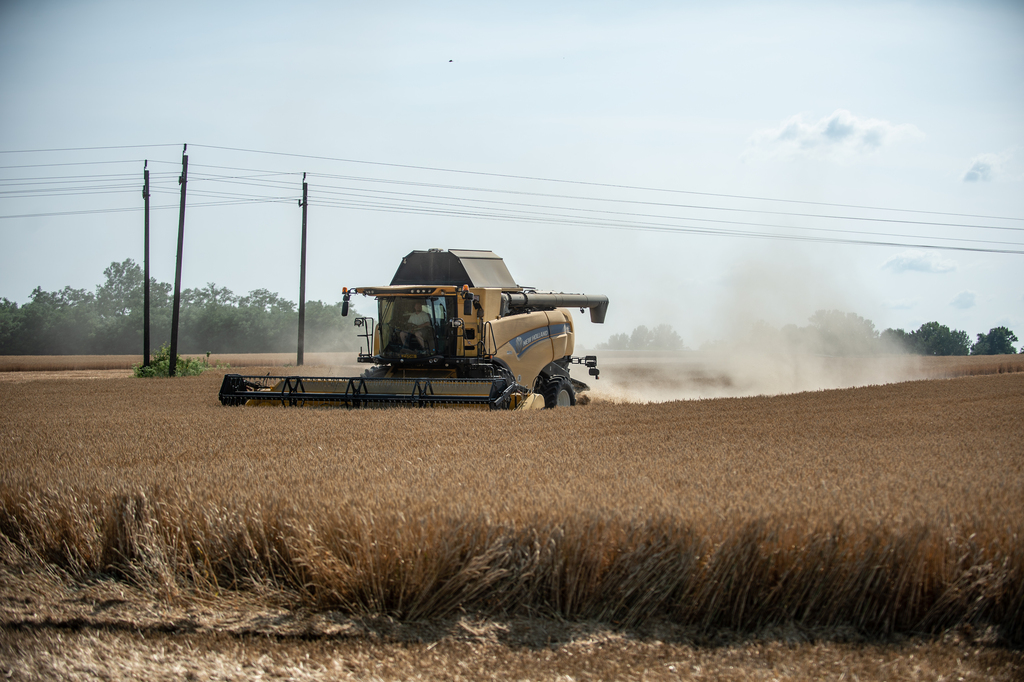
[541,376,576,408]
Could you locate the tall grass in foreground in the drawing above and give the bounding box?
[2,489,1021,642]
[1,371,1022,642]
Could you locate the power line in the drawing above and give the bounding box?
[0,170,175,181]
[7,151,1016,237]
[0,197,292,220]
[149,169,1024,248]
[303,184,1024,249]
[305,173,1024,234]
[307,196,1024,255]
[0,144,180,154]
[4,142,1021,225]
[0,159,153,171]
[166,159,1024,234]
[0,188,141,200]
[195,143,1024,223]
[1,144,1021,255]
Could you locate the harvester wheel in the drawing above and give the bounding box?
[541,376,576,408]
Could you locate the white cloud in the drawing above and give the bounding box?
[950,290,977,309]
[961,152,1008,182]
[746,109,923,161]
[881,250,957,274]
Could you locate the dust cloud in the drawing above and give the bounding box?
[581,349,926,403]
[579,246,929,402]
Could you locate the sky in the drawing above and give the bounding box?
[1,0,1022,349]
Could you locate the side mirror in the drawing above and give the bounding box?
[341,288,351,317]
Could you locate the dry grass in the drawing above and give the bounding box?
[0,355,143,371]
[2,625,1020,681]
[915,354,1024,376]
[3,350,1022,380]
[1,369,1022,648]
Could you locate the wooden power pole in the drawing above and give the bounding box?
[142,161,151,367]
[169,145,188,377]
[297,173,308,366]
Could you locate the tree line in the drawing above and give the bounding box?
[599,310,1020,356]
[597,323,684,351]
[3,264,1018,358]
[0,259,362,355]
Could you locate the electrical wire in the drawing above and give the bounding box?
[1,144,1021,256]
[0,144,181,154]
[0,159,153,170]
[193,143,1024,223]
[0,197,293,220]
[183,164,1024,236]
[302,186,1024,249]
[305,172,1024,233]
[307,196,1024,255]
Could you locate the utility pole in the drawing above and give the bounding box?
[169,145,188,376]
[142,161,151,367]
[297,173,308,366]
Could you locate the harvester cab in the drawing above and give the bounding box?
[219,249,607,410]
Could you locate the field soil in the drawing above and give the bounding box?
[1,364,1022,679]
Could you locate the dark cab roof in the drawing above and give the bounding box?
[390,249,520,289]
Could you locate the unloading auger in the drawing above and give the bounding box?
[218,249,608,409]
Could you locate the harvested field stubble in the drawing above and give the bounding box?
[2,627,1021,681]
[1,371,1022,643]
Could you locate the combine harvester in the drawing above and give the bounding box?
[218,249,608,409]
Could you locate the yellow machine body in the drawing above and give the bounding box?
[218,250,606,410]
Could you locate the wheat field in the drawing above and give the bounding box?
[3,350,1022,378]
[0,352,362,372]
[2,366,1022,653]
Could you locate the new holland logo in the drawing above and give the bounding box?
[510,327,549,358]
[509,324,569,358]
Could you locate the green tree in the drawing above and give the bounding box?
[649,323,684,350]
[970,326,1018,355]
[1,259,363,355]
[808,310,879,356]
[880,327,913,353]
[179,283,242,352]
[599,332,630,350]
[909,321,970,356]
[182,282,236,308]
[598,324,683,350]
[0,298,20,352]
[96,259,144,317]
[11,286,100,354]
[94,259,147,353]
[304,300,363,351]
[626,325,650,350]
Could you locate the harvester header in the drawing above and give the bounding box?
[219,249,608,410]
